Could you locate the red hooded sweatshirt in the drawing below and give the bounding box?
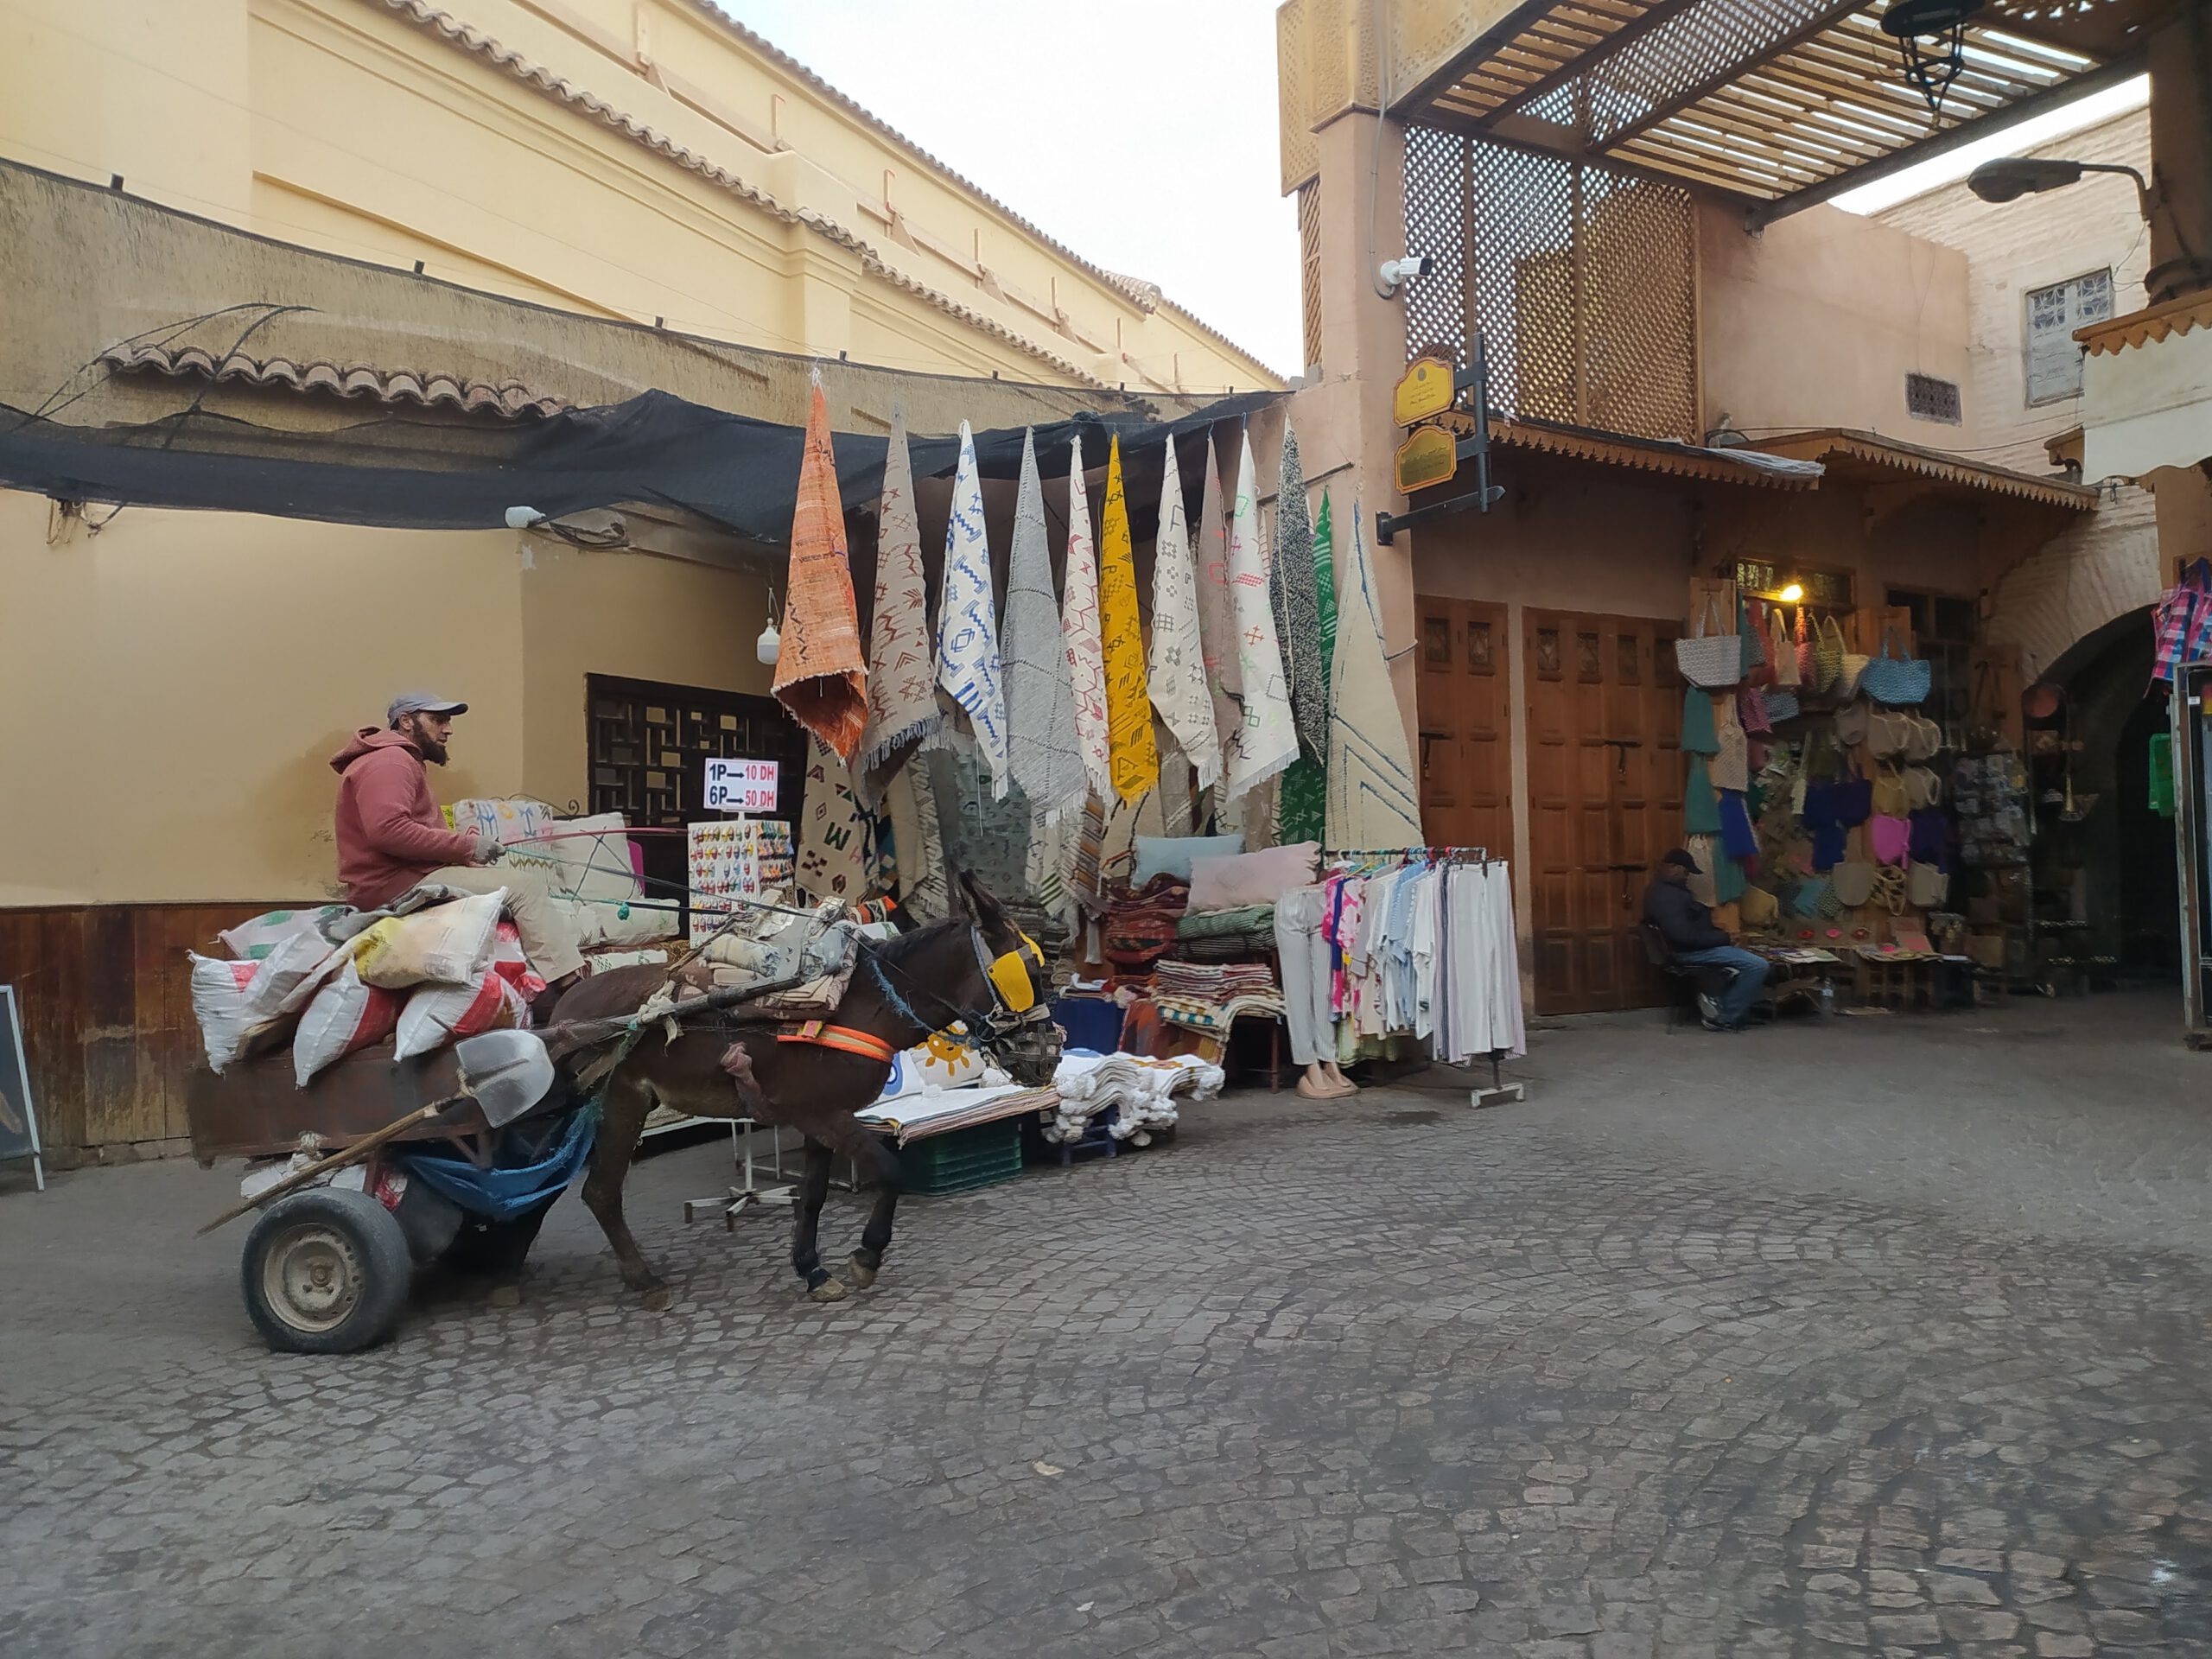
[329,728,482,910]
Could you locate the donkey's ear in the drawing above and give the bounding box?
[956,870,1002,923]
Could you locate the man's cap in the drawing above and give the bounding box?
[388,692,468,724]
[1659,847,1702,874]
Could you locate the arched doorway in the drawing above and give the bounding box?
[2040,608,2177,981]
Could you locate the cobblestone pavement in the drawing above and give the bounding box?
[6,991,2212,1657]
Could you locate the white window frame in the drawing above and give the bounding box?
[2024,268,2115,408]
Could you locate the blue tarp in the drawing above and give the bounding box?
[397,1109,597,1221]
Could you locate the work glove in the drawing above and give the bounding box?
[471,832,505,866]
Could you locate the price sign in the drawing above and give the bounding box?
[703,756,779,813]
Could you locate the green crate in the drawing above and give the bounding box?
[896,1119,1024,1196]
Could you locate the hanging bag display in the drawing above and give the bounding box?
[1740,884,1780,928]
[1685,754,1723,836]
[1675,593,1745,689]
[1834,698,1870,747]
[1738,682,1773,735]
[1904,765,1942,810]
[1903,713,1943,763]
[1871,863,1909,913]
[1861,626,1933,706]
[1871,764,1910,817]
[1813,612,1843,694]
[1680,683,1719,754]
[1795,607,1818,689]
[1824,615,1866,699]
[1739,597,1768,684]
[1869,708,1910,760]
[1872,813,1911,866]
[1834,766,1872,827]
[1769,604,1802,689]
[1712,695,1749,790]
[1908,861,1949,909]
[1764,687,1801,723]
[1831,857,1876,908]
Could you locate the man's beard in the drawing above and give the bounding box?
[415,734,449,765]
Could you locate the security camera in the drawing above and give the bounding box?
[1377,254,1434,297]
[505,505,547,531]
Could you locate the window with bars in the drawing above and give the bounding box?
[1402,127,1697,443]
[586,675,806,900]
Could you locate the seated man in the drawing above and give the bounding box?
[331,693,586,995]
[1643,848,1769,1032]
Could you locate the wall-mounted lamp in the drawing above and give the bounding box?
[1779,582,1805,604]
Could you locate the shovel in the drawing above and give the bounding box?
[197,1031,560,1235]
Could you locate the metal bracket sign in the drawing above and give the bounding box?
[1393,354,1458,427]
[1377,333,1502,545]
[1394,426,1458,493]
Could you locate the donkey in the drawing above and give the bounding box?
[547,873,1058,1306]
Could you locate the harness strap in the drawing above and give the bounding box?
[776,1020,898,1064]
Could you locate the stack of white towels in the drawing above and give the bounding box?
[1043,1051,1224,1147]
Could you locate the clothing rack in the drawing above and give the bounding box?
[1319,843,1525,1108]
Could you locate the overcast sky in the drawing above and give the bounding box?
[722,3,2143,381]
[723,0,1302,384]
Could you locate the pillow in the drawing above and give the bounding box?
[552,895,678,950]
[548,812,644,906]
[448,797,557,847]
[1186,842,1319,913]
[1133,833,1245,885]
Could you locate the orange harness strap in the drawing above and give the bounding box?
[775,1020,898,1064]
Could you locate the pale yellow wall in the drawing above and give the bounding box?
[1876,109,2154,473]
[0,491,524,906]
[0,489,774,906]
[518,543,772,812]
[1700,201,1974,442]
[0,0,1280,397]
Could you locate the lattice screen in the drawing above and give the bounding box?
[1298,181,1325,374]
[1404,129,1697,442]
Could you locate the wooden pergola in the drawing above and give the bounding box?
[1381,0,2183,225]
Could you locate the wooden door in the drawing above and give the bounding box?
[1415,597,1512,858]
[1524,609,1682,1014]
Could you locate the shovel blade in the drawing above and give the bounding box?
[454,1028,557,1127]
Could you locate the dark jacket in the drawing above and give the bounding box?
[1643,879,1730,954]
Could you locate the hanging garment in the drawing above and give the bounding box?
[1224,429,1299,801]
[1279,487,1338,846]
[1097,435,1159,804]
[853,404,938,810]
[1147,435,1219,791]
[794,735,873,904]
[1713,849,1747,906]
[1274,886,1336,1066]
[772,381,870,762]
[1325,498,1424,849]
[1681,683,1719,754]
[933,420,1010,800]
[1000,427,1085,821]
[1060,434,1113,803]
[2152,559,2212,686]
[1191,432,1244,759]
[1272,423,1327,762]
[884,762,947,923]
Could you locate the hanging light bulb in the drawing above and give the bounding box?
[1779,582,1805,604]
[756,582,781,666]
[1881,0,1985,117]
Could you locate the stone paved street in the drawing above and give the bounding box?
[6,991,2212,1657]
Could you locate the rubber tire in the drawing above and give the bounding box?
[240,1186,413,1355]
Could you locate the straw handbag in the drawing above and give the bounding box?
[1903,713,1942,763]
[1795,607,1817,688]
[1908,861,1949,909]
[1904,765,1942,810]
[1769,605,1802,688]
[1675,594,1745,689]
[1739,884,1780,928]
[1871,765,1910,817]
[1834,699,1870,747]
[1862,626,1933,706]
[1831,859,1876,907]
[1812,613,1843,695]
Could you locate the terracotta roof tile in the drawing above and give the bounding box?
[98,344,569,417]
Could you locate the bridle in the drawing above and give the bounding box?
[781,919,1054,1068]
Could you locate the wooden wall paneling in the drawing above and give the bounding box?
[1415,597,1514,859]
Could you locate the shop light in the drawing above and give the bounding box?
[1881,0,1984,115]
[1779,582,1805,603]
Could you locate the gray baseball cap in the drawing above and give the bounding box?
[387,692,469,724]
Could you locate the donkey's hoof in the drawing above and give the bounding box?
[807,1276,849,1304]
[844,1253,879,1290]
[640,1285,675,1312]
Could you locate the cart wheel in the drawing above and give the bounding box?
[240,1187,412,1355]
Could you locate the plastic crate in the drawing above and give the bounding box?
[1024,1103,1119,1166]
[896,1119,1025,1196]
